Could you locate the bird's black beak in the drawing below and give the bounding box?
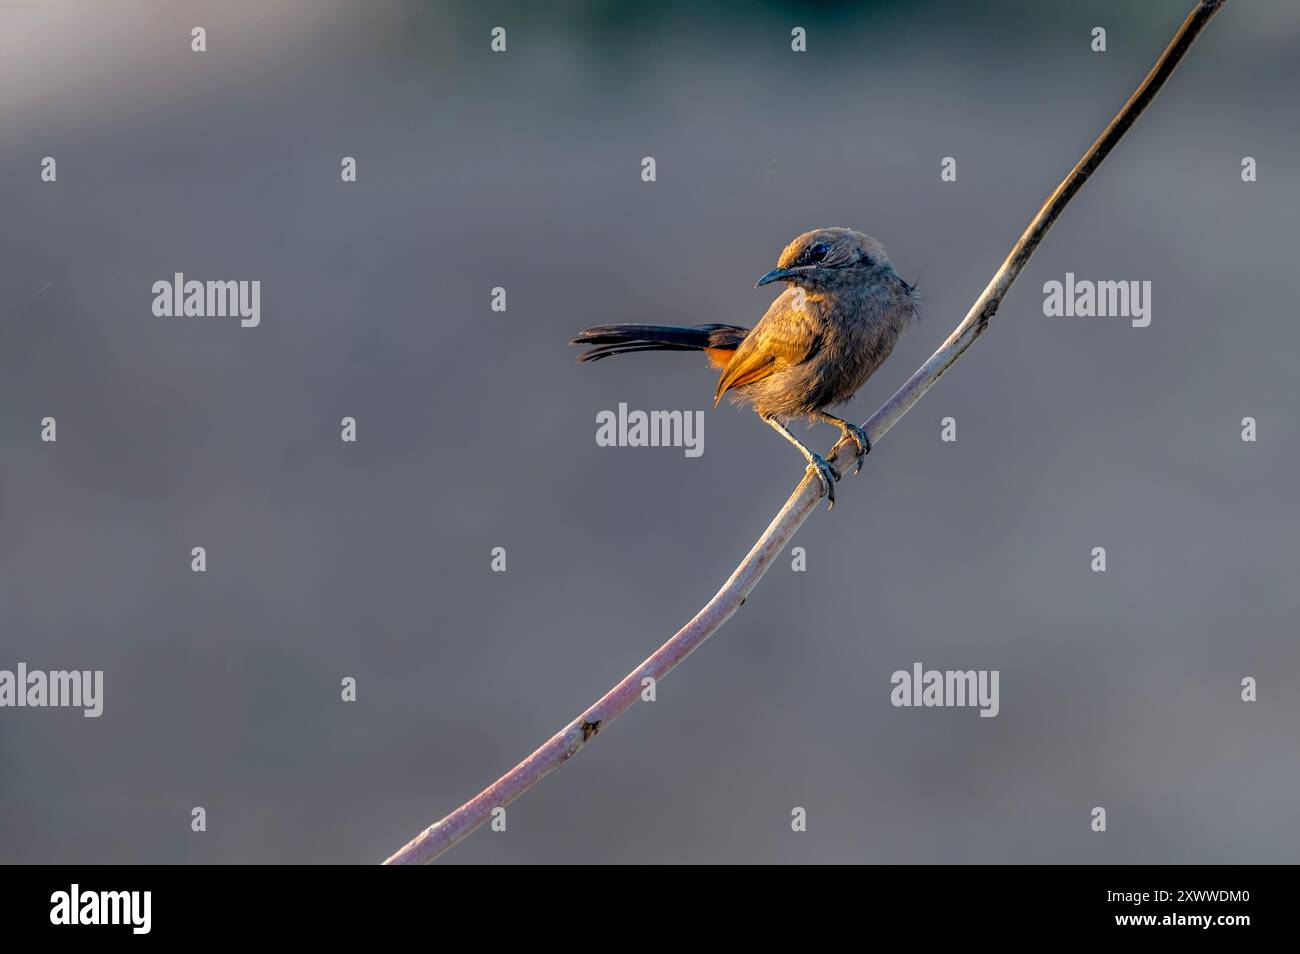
[755,267,798,288]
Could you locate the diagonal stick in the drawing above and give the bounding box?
[384,0,1229,865]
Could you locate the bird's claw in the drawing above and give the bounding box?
[834,423,872,476]
[806,453,840,509]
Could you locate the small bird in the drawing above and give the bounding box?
[572,227,916,507]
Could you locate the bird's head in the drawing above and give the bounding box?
[755,227,896,291]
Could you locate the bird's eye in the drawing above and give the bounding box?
[807,242,829,264]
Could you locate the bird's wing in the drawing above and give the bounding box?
[714,291,821,403]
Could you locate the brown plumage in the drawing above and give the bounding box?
[572,227,917,506]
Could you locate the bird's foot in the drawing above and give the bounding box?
[833,422,872,476]
[805,453,841,509]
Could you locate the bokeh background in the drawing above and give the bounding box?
[2,0,1297,863]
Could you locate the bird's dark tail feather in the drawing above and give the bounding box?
[571,323,748,363]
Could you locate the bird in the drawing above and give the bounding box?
[571,227,917,507]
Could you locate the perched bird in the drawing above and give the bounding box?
[572,227,916,507]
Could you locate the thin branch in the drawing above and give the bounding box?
[384,0,1228,865]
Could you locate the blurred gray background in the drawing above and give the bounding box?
[1,0,1297,864]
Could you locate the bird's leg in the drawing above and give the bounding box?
[762,415,840,508]
[817,411,872,476]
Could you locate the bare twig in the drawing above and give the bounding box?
[384,0,1228,865]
